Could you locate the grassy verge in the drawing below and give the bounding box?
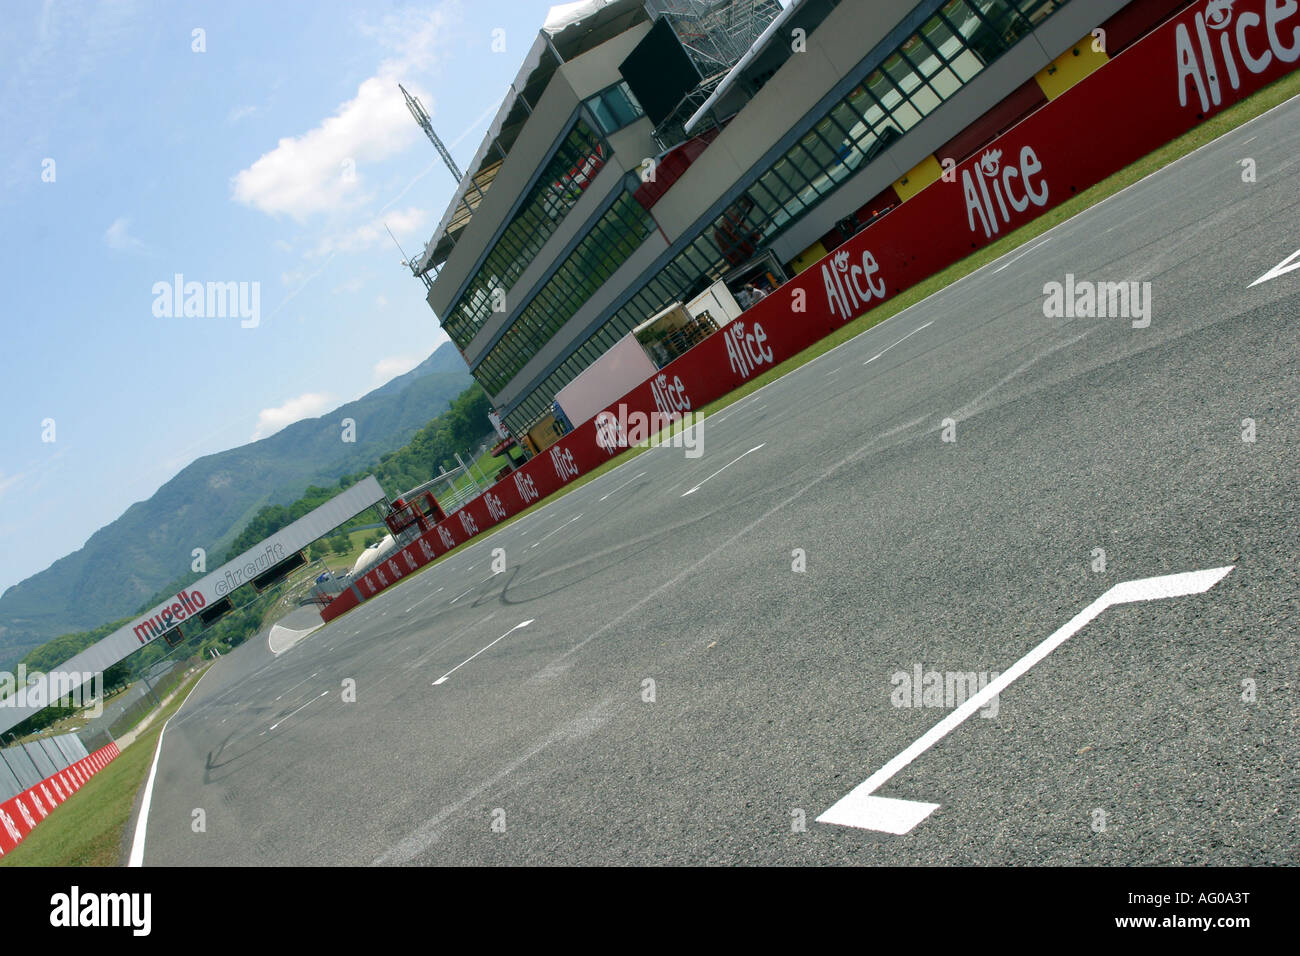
[0,668,208,867]
[319,72,1300,620]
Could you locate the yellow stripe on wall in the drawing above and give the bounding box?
[1036,34,1110,100]
[893,155,944,202]
[790,241,829,274]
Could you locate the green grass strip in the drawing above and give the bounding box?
[0,668,209,868]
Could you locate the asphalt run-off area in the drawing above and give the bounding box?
[134,99,1300,866]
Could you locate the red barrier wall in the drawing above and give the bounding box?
[0,743,121,856]
[320,0,1299,624]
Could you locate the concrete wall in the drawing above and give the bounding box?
[560,19,650,100]
[427,78,581,319]
[652,0,920,242]
[433,19,658,349]
[771,0,1130,262]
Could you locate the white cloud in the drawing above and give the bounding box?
[251,392,333,440]
[333,276,365,294]
[230,5,454,222]
[227,104,258,124]
[373,355,421,382]
[360,3,461,79]
[375,294,389,307]
[104,216,145,253]
[311,206,429,258]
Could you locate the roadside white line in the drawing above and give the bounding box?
[269,691,329,732]
[818,566,1234,834]
[449,585,475,605]
[865,321,934,365]
[433,620,535,685]
[274,672,318,702]
[598,470,648,502]
[992,236,1052,274]
[681,444,765,496]
[406,588,442,613]
[128,666,214,867]
[715,393,762,424]
[528,513,583,548]
[1249,247,1300,287]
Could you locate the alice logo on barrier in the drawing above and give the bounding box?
[551,445,579,481]
[1175,0,1300,113]
[485,491,507,521]
[822,247,886,322]
[962,146,1049,240]
[514,471,539,503]
[437,525,455,549]
[14,797,36,828]
[1,807,20,845]
[650,373,691,419]
[594,405,703,458]
[725,320,775,380]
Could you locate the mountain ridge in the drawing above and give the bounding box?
[0,342,471,668]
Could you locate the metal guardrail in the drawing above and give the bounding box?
[439,482,481,514]
[0,733,90,802]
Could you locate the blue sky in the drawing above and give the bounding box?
[0,0,562,597]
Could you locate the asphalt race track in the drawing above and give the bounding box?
[136,98,1300,866]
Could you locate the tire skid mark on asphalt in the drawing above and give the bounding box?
[407,610,500,670]
[528,414,933,684]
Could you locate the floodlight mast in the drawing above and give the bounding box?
[400,83,469,187]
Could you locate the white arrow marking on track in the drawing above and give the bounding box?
[1250,248,1300,287]
[269,691,329,732]
[433,620,535,685]
[865,322,933,365]
[818,566,1234,834]
[599,471,647,502]
[681,445,765,496]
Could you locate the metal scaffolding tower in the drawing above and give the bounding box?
[645,0,784,74]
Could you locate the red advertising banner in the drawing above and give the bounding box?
[319,0,1298,624]
[0,743,121,857]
